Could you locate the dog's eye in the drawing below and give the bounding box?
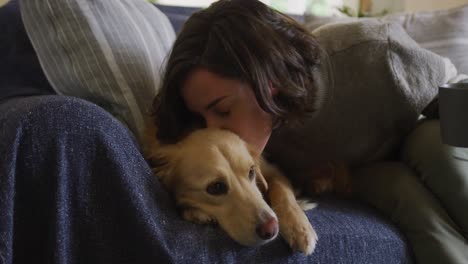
[206,181,228,195]
[249,166,256,180]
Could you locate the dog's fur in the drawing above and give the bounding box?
[144,125,351,255]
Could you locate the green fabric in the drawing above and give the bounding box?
[353,119,468,264]
[402,120,468,239]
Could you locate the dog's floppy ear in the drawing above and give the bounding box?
[146,145,179,189]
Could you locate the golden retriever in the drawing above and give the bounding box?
[144,128,318,255]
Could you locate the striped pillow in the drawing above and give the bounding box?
[20,0,176,142]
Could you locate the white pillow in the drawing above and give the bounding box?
[21,0,176,142]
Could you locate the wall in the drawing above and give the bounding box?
[328,0,467,16]
[371,0,467,14]
[0,0,9,7]
[404,0,468,11]
[372,0,404,14]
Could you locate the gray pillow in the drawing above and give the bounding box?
[304,14,357,32]
[382,5,468,75]
[20,0,176,142]
[305,5,468,75]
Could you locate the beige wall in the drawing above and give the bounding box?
[371,0,466,14]
[405,0,468,11]
[372,0,404,13]
[0,0,9,7]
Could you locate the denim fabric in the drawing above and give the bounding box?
[0,95,411,263]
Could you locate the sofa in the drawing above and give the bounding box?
[0,1,413,263]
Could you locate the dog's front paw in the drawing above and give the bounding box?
[182,208,217,225]
[278,207,317,255]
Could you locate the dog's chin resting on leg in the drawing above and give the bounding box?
[145,128,317,255]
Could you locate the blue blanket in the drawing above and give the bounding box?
[0,95,410,263]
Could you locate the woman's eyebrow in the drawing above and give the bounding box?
[205,96,229,110]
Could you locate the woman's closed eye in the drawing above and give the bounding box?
[214,109,230,118]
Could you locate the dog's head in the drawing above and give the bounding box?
[148,128,278,246]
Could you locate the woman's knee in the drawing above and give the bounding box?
[401,119,468,173]
[353,162,456,229]
[401,119,468,191]
[401,120,449,169]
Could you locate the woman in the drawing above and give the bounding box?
[153,0,468,263]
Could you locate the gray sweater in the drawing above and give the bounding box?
[266,20,456,174]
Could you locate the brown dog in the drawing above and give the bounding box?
[144,128,318,255]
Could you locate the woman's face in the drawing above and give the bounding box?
[181,68,273,156]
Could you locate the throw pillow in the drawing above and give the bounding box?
[304,14,357,32]
[304,5,468,75]
[20,0,176,142]
[382,4,468,75]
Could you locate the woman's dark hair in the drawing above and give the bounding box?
[153,0,321,144]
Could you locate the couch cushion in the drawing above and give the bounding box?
[304,5,468,75]
[155,3,306,34]
[383,5,468,75]
[20,0,176,142]
[155,4,200,33]
[0,0,55,103]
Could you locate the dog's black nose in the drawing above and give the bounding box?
[256,217,278,240]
